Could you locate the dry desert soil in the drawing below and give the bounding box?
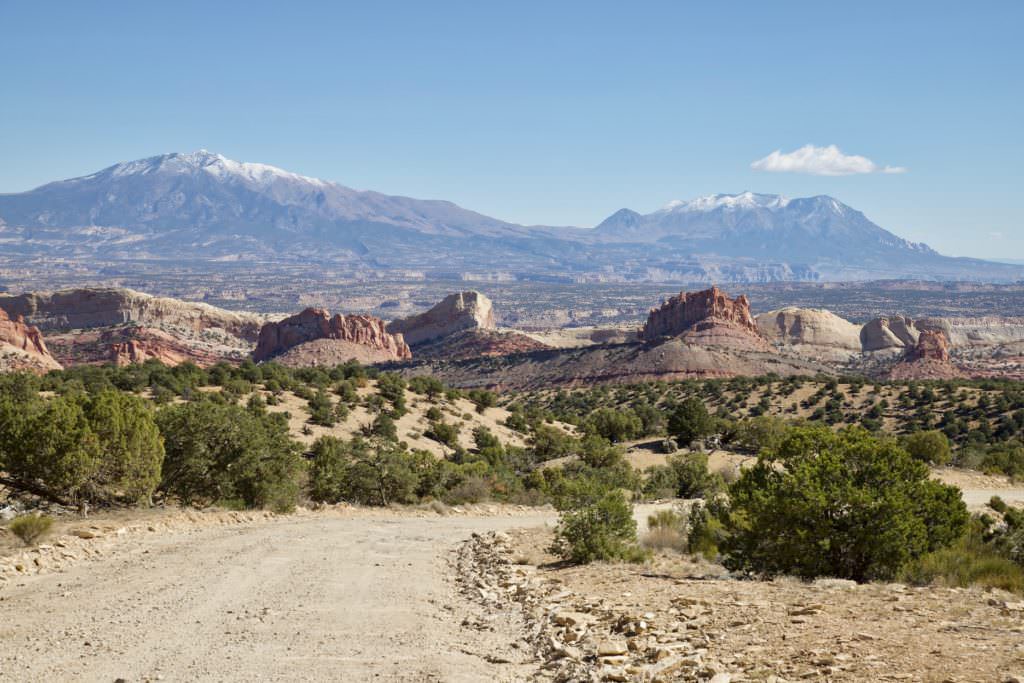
[1,495,1023,682]
[0,508,553,682]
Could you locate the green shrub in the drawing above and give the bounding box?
[900,430,952,465]
[0,394,102,505]
[732,415,789,454]
[530,424,576,461]
[157,401,303,510]
[337,441,426,506]
[376,372,407,417]
[584,408,642,443]
[717,426,969,581]
[467,389,498,413]
[426,420,460,449]
[989,496,1009,513]
[84,391,164,504]
[667,398,713,446]
[371,414,398,441]
[578,435,625,469]
[642,464,677,499]
[668,452,723,499]
[550,486,643,564]
[308,436,349,503]
[307,389,336,427]
[686,501,725,560]
[8,513,54,546]
[642,451,722,500]
[408,375,444,398]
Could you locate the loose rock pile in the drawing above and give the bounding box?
[458,529,1024,682]
[457,531,739,682]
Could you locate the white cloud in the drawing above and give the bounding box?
[751,144,907,176]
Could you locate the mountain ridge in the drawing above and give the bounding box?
[0,151,1019,284]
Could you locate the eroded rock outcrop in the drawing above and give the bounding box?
[386,291,495,346]
[0,287,264,368]
[0,288,264,340]
[103,327,218,367]
[0,309,62,372]
[906,329,951,363]
[756,307,862,358]
[888,329,963,380]
[41,325,246,368]
[640,287,769,351]
[860,316,921,353]
[254,308,411,365]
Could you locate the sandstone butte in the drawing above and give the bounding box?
[0,308,62,372]
[755,306,863,351]
[386,291,496,347]
[860,315,922,352]
[639,286,770,351]
[888,328,964,380]
[253,307,411,363]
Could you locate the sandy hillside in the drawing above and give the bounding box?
[257,379,534,455]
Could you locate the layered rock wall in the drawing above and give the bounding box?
[386,291,495,346]
[0,288,263,341]
[0,309,62,372]
[254,308,411,363]
[639,287,765,349]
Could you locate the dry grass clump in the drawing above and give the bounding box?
[9,513,54,546]
[900,536,1024,594]
[641,508,689,553]
[427,499,451,515]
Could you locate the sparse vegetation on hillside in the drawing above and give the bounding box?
[505,375,1024,479]
[2,360,1024,592]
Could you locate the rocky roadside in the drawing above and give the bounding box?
[457,530,1024,683]
[456,530,739,682]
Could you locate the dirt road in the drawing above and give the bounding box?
[0,511,556,682]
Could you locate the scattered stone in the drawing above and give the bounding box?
[597,640,629,657]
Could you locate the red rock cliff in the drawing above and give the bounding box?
[0,308,62,371]
[253,308,411,363]
[640,287,761,342]
[888,329,962,380]
[906,329,951,363]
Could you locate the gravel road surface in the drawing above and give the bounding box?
[0,512,555,682]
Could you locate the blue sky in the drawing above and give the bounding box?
[1,1,1021,258]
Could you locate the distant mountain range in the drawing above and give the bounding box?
[0,150,1019,284]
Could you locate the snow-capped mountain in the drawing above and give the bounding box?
[594,191,933,256]
[0,154,1019,283]
[0,150,524,246]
